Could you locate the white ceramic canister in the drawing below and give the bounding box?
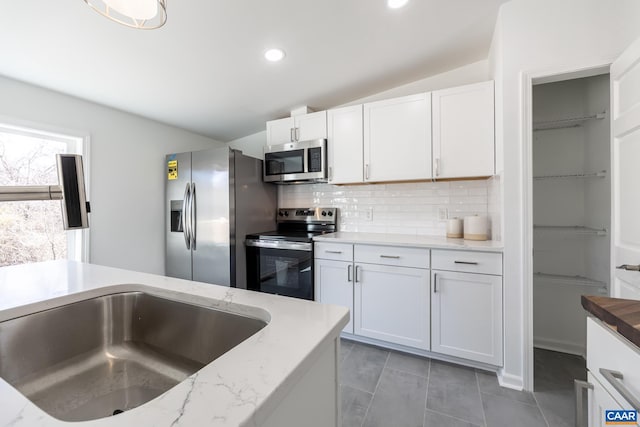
[446,218,463,238]
[463,215,488,241]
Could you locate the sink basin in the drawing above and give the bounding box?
[0,291,267,422]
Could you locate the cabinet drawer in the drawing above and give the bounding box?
[314,242,353,261]
[431,250,502,275]
[354,245,429,269]
[587,317,640,407]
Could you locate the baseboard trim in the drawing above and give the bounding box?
[534,337,585,358]
[340,333,500,373]
[497,369,524,391]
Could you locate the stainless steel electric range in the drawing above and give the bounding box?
[245,208,338,300]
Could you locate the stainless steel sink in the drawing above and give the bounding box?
[0,291,267,421]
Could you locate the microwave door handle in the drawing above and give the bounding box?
[302,148,306,175]
[182,183,191,250]
[190,183,197,250]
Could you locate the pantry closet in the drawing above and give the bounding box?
[532,74,611,358]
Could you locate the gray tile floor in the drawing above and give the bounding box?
[339,339,586,427]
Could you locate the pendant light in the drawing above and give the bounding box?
[82,0,167,29]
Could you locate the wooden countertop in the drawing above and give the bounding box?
[581,295,640,348]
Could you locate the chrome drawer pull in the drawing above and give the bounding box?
[325,250,343,254]
[380,255,400,259]
[574,380,593,427]
[599,368,640,411]
[454,261,479,265]
[347,264,353,282]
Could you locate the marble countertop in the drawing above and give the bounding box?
[0,261,348,427]
[313,232,503,252]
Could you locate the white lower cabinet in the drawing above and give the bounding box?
[583,317,640,427]
[431,270,503,365]
[314,242,504,366]
[315,258,354,334]
[587,373,626,427]
[354,263,430,350]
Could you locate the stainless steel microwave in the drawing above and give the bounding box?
[263,139,327,183]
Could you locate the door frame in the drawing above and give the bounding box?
[520,61,612,391]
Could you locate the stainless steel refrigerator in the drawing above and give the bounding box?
[165,147,276,288]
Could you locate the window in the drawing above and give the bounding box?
[0,123,88,266]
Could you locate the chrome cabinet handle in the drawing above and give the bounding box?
[190,183,197,250]
[380,255,400,259]
[574,380,593,427]
[434,273,438,293]
[365,164,370,180]
[355,265,361,283]
[290,128,295,142]
[347,264,353,282]
[295,127,300,141]
[325,250,342,254]
[599,368,640,411]
[454,261,479,265]
[435,158,440,177]
[329,166,333,181]
[182,183,191,250]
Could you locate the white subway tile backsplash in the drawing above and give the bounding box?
[279,179,491,238]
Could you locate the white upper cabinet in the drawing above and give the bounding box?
[327,105,364,184]
[266,117,295,145]
[364,93,432,182]
[266,111,327,145]
[295,111,327,142]
[432,81,495,179]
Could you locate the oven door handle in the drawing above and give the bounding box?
[245,239,312,251]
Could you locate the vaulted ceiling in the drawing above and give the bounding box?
[0,0,508,141]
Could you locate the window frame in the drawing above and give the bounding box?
[0,116,91,263]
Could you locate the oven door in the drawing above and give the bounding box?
[246,239,313,300]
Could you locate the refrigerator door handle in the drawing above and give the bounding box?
[182,183,191,250]
[190,182,197,250]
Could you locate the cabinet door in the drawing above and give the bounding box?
[364,93,432,182]
[354,263,430,349]
[295,111,327,141]
[432,81,494,179]
[588,373,630,427]
[431,270,502,365]
[327,105,364,184]
[266,117,295,145]
[315,259,354,334]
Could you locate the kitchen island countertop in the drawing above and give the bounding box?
[0,260,348,427]
[582,294,640,349]
[313,231,503,252]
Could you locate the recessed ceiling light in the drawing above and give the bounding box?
[387,0,409,9]
[264,48,286,62]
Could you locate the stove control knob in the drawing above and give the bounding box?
[279,211,284,217]
[328,211,333,217]
[322,211,327,216]
[284,211,289,217]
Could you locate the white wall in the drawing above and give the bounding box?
[0,75,222,274]
[490,0,640,390]
[228,131,267,160]
[226,59,490,158]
